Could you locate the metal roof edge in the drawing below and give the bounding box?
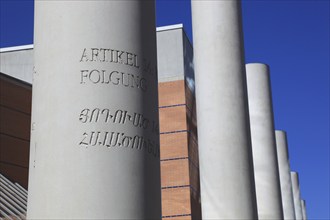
[156,24,183,32]
[0,44,34,53]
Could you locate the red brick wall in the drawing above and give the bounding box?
[159,80,201,220]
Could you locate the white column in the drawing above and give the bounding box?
[246,63,284,219]
[27,2,161,219]
[191,1,258,219]
[301,200,307,220]
[291,172,304,220]
[275,130,296,220]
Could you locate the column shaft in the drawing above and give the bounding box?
[27,2,161,219]
[301,200,307,220]
[246,63,284,219]
[291,172,304,220]
[191,1,258,219]
[246,63,283,219]
[275,130,296,220]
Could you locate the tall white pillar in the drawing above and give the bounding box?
[246,63,284,219]
[301,200,307,220]
[275,130,296,220]
[27,2,161,219]
[191,1,258,219]
[291,172,304,220]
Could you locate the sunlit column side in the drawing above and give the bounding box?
[191,1,258,219]
[27,1,161,219]
[301,200,307,220]
[291,172,304,220]
[275,130,296,220]
[245,63,284,219]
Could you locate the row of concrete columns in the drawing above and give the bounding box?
[191,1,307,220]
[27,1,307,219]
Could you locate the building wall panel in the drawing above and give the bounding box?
[160,132,188,160]
[0,76,32,114]
[158,80,185,107]
[187,134,199,167]
[0,107,31,141]
[185,81,194,114]
[159,106,187,133]
[161,159,190,187]
[0,74,32,189]
[162,187,191,217]
[0,134,29,167]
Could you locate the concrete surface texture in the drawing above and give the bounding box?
[246,63,284,219]
[291,172,304,220]
[26,1,161,219]
[275,130,296,220]
[301,200,307,220]
[191,1,258,219]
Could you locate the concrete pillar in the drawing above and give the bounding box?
[301,200,307,220]
[191,1,258,219]
[27,2,161,219]
[275,130,296,220]
[246,63,284,219]
[291,172,304,220]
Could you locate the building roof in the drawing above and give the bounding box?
[0,174,27,219]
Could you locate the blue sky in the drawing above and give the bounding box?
[1,0,329,219]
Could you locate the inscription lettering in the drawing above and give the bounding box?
[80,48,140,69]
[79,132,89,146]
[77,47,159,157]
[79,108,152,131]
[79,131,160,157]
[80,69,147,91]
